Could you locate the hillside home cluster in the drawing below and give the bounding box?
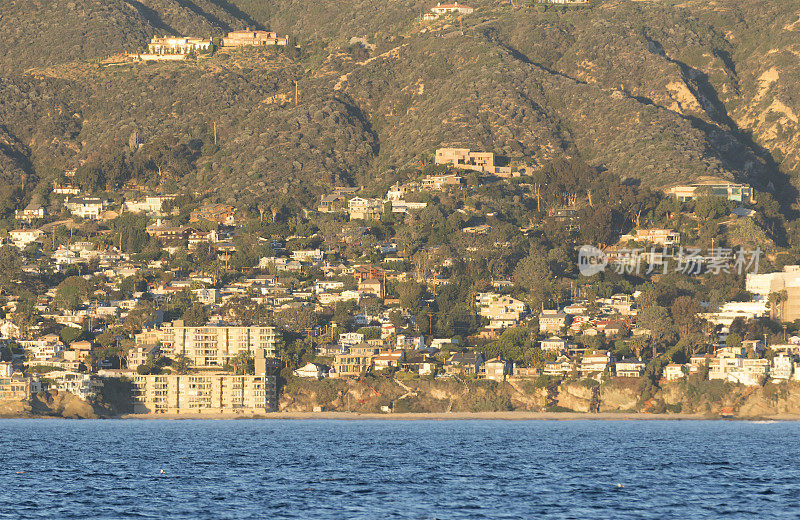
[144,30,288,60]
[424,2,474,20]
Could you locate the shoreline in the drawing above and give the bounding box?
[105,411,800,421]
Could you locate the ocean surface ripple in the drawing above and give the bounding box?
[0,419,798,519]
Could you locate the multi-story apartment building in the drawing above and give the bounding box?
[131,350,278,413]
[139,320,282,367]
[131,372,277,413]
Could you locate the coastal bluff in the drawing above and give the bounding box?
[4,377,800,419]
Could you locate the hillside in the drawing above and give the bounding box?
[0,0,799,210]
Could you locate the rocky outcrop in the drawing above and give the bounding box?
[599,379,640,412]
[0,390,108,419]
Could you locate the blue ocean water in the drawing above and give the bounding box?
[0,419,798,519]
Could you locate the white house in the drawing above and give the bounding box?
[663,364,686,381]
[293,363,329,380]
[430,3,475,16]
[540,336,568,352]
[9,229,43,249]
[65,197,104,219]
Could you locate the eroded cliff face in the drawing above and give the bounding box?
[0,390,109,419]
[279,377,800,418]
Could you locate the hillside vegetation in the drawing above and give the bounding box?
[0,0,799,210]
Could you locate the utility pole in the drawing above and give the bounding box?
[213,121,217,145]
[294,80,299,106]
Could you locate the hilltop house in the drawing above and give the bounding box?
[667,181,755,204]
[147,36,211,55]
[65,197,104,219]
[348,197,384,221]
[540,336,569,352]
[539,310,571,333]
[618,229,680,247]
[9,228,43,249]
[15,201,46,221]
[428,2,474,17]
[222,30,288,47]
[478,295,527,329]
[434,148,510,176]
[421,174,463,191]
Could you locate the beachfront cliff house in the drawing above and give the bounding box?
[484,358,512,381]
[771,353,795,381]
[222,30,288,47]
[293,362,330,379]
[330,343,381,378]
[614,358,646,378]
[64,197,104,219]
[663,363,686,381]
[444,352,484,376]
[666,180,755,204]
[543,355,576,377]
[348,197,384,221]
[0,364,41,400]
[618,229,681,247]
[147,36,211,55]
[579,351,615,377]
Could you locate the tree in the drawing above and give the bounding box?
[54,276,91,311]
[397,281,424,314]
[228,351,254,375]
[171,354,191,374]
[725,332,742,349]
[671,296,701,338]
[182,303,208,326]
[638,305,677,358]
[513,249,553,309]
[124,301,159,335]
[578,206,615,248]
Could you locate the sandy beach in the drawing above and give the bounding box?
[115,411,800,421]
